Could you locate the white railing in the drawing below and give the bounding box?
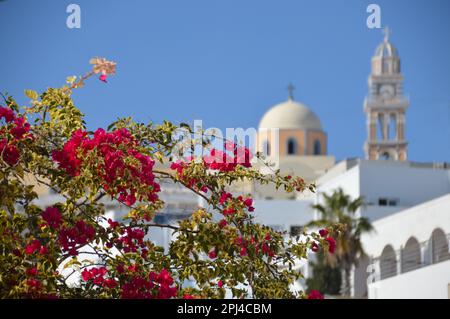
[371,232,450,281]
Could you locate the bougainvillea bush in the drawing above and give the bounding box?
[0,58,340,299]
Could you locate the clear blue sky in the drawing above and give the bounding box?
[1,0,449,162]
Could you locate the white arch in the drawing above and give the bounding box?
[430,228,450,263]
[380,245,397,279]
[401,237,421,273]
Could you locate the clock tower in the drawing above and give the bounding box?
[364,27,409,161]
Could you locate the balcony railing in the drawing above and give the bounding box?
[364,96,410,108]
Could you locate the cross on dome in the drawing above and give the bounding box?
[287,83,295,100]
[383,26,392,42]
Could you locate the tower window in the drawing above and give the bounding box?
[380,152,390,160]
[383,59,390,74]
[262,140,271,156]
[377,113,385,140]
[287,138,297,155]
[313,140,321,155]
[378,197,398,206]
[388,114,397,140]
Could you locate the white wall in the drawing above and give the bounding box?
[317,160,450,222]
[357,193,450,299]
[316,164,360,200]
[362,205,408,222]
[359,161,450,208]
[253,199,314,231]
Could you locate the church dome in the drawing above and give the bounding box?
[374,27,398,58]
[259,98,323,131]
[375,41,398,57]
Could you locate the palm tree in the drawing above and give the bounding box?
[308,188,374,297]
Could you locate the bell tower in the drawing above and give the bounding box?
[364,27,409,161]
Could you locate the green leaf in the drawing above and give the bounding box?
[24,89,38,100]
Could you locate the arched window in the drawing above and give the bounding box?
[388,114,397,140]
[287,138,297,155]
[377,113,385,140]
[380,245,397,280]
[431,228,450,264]
[262,140,271,156]
[313,140,321,155]
[401,237,421,273]
[380,152,390,160]
[383,59,390,74]
[379,150,397,160]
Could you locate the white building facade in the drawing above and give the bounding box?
[315,159,450,298]
[365,193,450,299]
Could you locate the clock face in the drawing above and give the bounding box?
[380,84,395,99]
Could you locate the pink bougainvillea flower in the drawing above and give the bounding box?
[52,127,159,207]
[99,74,108,83]
[219,192,232,205]
[319,228,329,238]
[218,219,228,228]
[39,246,48,255]
[41,207,62,229]
[81,269,92,281]
[1,143,20,166]
[0,106,16,123]
[25,239,42,255]
[103,278,117,289]
[311,242,319,253]
[243,198,253,208]
[208,248,217,259]
[325,236,336,254]
[307,290,324,299]
[26,279,41,289]
[26,267,38,277]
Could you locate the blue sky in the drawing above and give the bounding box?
[1,0,449,162]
